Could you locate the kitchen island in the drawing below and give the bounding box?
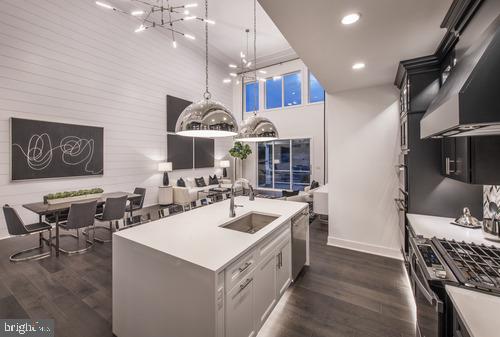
[112,196,308,337]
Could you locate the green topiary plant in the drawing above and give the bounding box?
[229,141,252,160]
[229,142,252,180]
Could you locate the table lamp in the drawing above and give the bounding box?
[219,160,230,178]
[158,162,173,186]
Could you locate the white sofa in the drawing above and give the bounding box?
[172,176,239,206]
[282,186,319,203]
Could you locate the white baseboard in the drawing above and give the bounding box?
[327,236,402,260]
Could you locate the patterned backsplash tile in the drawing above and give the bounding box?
[484,185,500,219]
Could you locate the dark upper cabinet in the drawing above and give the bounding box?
[395,55,441,115]
[442,136,500,185]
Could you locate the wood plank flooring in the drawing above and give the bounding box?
[0,208,415,337]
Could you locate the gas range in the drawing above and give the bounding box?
[432,238,500,295]
[409,236,500,337]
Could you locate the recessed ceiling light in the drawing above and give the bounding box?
[259,70,267,74]
[223,78,231,83]
[229,73,237,77]
[341,13,360,25]
[229,64,237,68]
[352,62,365,70]
[131,10,144,16]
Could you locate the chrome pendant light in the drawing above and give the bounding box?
[235,0,279,142]
[175,0,238,138]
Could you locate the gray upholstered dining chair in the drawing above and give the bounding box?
[2,204,52,262]
[90,195,128,243]
[57,200,97,255]
[126,187,146,224]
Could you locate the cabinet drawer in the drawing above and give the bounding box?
[225,249,257,292]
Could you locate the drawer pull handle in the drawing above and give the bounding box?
[238,261,252,273]
[237,278,252,295]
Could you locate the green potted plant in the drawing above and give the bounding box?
[229,141,252,180]
[44,188,104,205]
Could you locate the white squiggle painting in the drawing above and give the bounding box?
[13,133,103,174]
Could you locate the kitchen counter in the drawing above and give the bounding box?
[113,197,309,337]
[407,213,500,248]
[115,196,306,271]
[446,285,500,337]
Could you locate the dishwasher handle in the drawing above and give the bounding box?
[292,209,309,224]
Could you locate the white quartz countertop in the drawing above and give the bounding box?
[407,213,500,248]
[446,285,500,337]
[114,197,307,272]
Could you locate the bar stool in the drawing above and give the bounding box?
[56,200,97,255]
[126,187,146,224]
[2,205,52,262]
[91,195,127,243]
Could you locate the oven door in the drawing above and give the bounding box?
[411,253,444,337]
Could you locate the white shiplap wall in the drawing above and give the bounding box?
[0,0,233,238]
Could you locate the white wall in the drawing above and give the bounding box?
[231,59,326,188]
[0,0,233,238]
[327,85,401,259]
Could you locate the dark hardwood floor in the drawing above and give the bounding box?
[0,209,415,337]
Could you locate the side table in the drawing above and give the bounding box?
[158,185,173,205]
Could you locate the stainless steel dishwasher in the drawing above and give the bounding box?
[291,208,309,281]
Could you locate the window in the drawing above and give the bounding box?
[245,81,259,112]
[265,77,282,109]
[257,138,311,190]
[308,72,325,103]
[283,72,301,106]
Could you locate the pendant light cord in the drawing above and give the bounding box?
[253,0,257,114]
[204,0,211,100]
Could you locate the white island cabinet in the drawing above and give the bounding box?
[112,197,308,337]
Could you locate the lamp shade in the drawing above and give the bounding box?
[234,114,279,142]
[219,160,230,168]
[175,98,238,138]
[158,162,173,172]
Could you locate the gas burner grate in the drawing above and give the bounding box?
[432,238,500,293]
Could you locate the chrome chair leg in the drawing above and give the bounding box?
[55,229,94,255]
[10,229,52,263]
[86,221,113,244]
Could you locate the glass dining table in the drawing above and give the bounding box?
[22,191,141,257]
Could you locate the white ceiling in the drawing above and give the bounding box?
[104,0,296,66]
[258,0,453,93]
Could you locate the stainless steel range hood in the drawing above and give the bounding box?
[421,15,500,139]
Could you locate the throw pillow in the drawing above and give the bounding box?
[282,190,300,198]
[195,177,207,187]
[177,178,186,187]
[208,175,219,185]
[310,180,320,189]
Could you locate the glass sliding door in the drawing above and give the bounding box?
[257,142,273,188]
[292,139,311,190]
[273,140,291,190]
[257,138,311,191]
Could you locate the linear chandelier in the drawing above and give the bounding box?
[234,0,279,142]
[223,28,267,84]
[95,0,215,48]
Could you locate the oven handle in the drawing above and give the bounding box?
[412,262,444,313]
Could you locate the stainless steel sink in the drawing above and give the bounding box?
[220,212,279,234]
